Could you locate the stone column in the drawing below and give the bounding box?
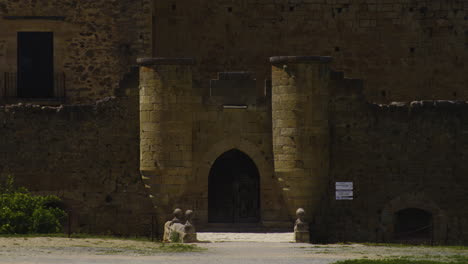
[270,56,331,222]
[138,58,194,231]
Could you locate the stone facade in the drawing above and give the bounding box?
[0,96,154,235]
[153,0,468,103]
[136,56,467,244]
[0,0,152,103]
[0,0,467,244]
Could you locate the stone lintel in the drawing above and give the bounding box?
[137,58,195,66]
[217,72,254,80]
[270,56,333,64]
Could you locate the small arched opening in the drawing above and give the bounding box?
[394,208,433,243]
[208,149,260,223]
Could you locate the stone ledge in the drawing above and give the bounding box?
[137,58,195,66]
[370,100,468,109]
[270,56,333,64]
[3,16,66,21]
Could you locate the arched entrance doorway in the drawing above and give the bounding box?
[208,149,260,223]
[394,208,433,243]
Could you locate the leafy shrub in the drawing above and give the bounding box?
[0,175,67,234]
[170,231,181,243]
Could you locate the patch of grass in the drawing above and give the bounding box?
[333,257,468,264]
[361,243,468,250]
[98,249,125,255]
[0,234,206,256]
[67,233,153,242]
[158,243,204,253]
[0,233,67,238]
[0,233,154,242]
[315,250,332,254]
[446,255,468,263]
[310,246,332,248]
[361,243,420,248]
[90,243,204,256]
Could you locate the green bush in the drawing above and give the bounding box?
[0,175,67,234]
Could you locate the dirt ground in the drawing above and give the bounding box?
[0,233,466,264]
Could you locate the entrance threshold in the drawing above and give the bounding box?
[197,231,294,243]
[200,222,292,233]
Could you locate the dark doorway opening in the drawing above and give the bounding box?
[208,149,260,223]
[17,32,54,98]
[394,208,433,243]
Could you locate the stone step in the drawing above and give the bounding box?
[197,232,294,243]
[199,222,292,233]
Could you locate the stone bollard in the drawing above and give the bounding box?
[163,208,198,243]
[294,208,310,243]
[182,210,197,243]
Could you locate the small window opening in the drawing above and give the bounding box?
[172,4,176,11]
[289,6,295,12]
[227,7,232,13]
[381,90,386,97]
[410,47,415,53]
[335,46,340,52]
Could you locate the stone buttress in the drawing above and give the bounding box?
[137,58,195,229]
[270,56,332,222]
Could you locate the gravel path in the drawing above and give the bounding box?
[0,234,466,264]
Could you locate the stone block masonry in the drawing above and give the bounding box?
[0,0,466,244]
[138,58,196,229]
[0,0,152,103]
[153,0,468,103]
[270,56,468,244]
[138,57,292,231]
[0,97,154,235]
[324,98,468,244]
[271,56,331,222]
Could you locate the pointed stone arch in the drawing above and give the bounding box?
[189,137,274,224]
[208,149,260,223]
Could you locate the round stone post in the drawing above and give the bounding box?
[270,56,331,222]
[138,58,194,233]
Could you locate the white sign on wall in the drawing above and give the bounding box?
[336,182,353,200]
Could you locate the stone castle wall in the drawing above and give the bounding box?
[0,95,154,235]
[139,59,291,229]
[326,98,468,244]
[0,0,152,103]
[153,0,467,103]
[270,58,468,244]
[0,0,466,242]
[0,0,155,235]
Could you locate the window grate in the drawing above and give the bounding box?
[2,72,65,100]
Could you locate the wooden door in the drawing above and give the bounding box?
[208,149,260,223]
